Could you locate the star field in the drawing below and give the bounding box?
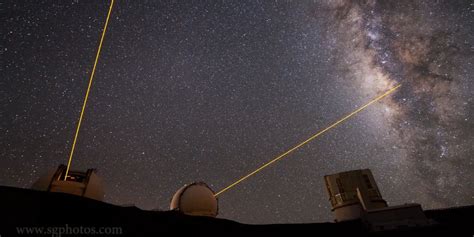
[1,0,473,224]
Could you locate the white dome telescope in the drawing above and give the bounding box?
[32,164,104,201]
[170,182,218,217]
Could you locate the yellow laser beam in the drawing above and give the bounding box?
[64,0,115,180]
[214,84,401,197]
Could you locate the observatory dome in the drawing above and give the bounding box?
[170,182,218,217]
[32,165,105,201]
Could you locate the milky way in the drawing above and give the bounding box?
[1,0,473,224]
[324,0,473,208]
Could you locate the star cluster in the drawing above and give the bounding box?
[1,0,472,224]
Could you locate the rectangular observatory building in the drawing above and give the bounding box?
[324,169,388,222]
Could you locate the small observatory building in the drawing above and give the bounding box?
[170,182,218,217]
[32,164,104,201]
[324,169,430,231]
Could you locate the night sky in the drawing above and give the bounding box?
[1,0,473,224]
